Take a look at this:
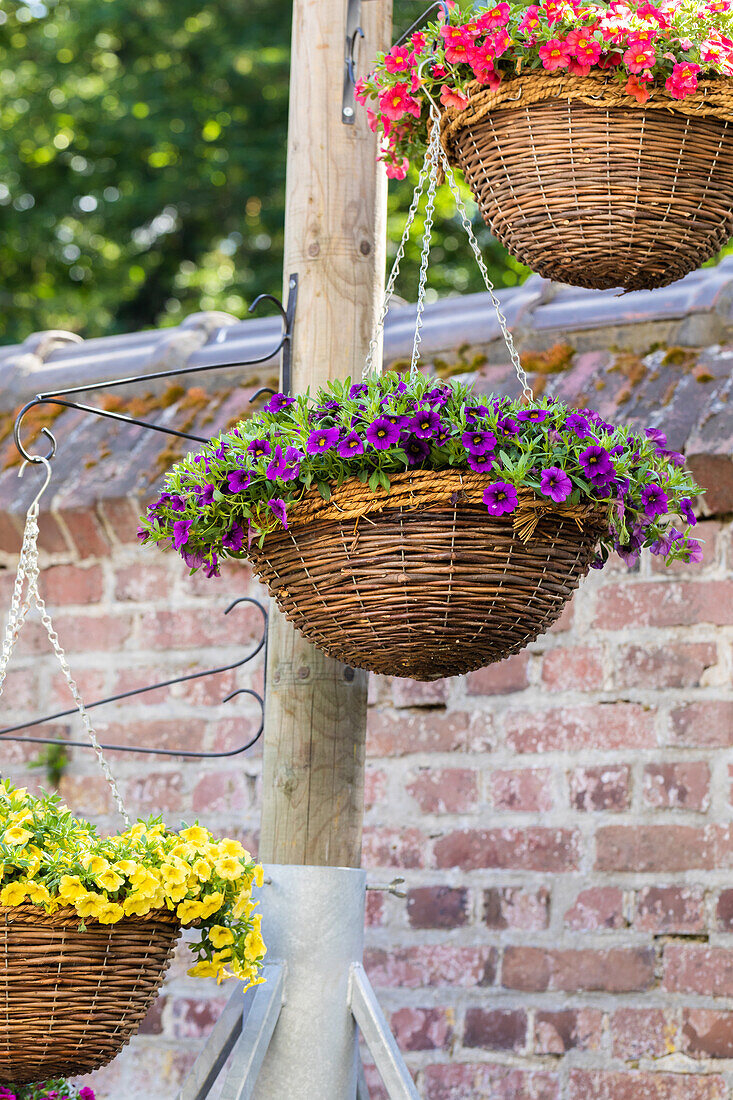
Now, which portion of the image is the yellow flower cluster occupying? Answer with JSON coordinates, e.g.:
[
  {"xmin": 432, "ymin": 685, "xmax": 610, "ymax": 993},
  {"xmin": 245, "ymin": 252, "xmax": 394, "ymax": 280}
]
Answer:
[{"xmin": 0, "ymin": 779, "xmax": 266, "ymax": 988}]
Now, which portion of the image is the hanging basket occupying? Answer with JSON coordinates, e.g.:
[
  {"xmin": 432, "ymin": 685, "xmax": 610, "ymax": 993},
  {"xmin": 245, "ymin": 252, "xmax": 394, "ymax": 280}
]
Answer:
[
  {"xmin": 248, "ymin": 469, "xmax": 607, "ymax": 681},
  {"xmin": 0, "ymin": 903, "xmax": 180, "ymax": 1083},
  {"xmin": 439, "ymin": 72, "xmax": 733, "ymax": 292}
]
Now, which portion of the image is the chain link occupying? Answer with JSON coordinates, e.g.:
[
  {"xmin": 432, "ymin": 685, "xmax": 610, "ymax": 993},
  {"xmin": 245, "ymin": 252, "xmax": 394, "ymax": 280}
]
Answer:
[
  {"xmin": 409, "ymin": 121, "xmax": 441, "ymax": 377},
  {"xmin": 0, "ymin": 499, "xmax": 131, "ymax": 827}
]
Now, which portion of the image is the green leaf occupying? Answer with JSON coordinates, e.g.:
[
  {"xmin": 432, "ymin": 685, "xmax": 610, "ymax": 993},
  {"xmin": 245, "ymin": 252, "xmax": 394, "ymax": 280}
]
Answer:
[{"xmin": 318, "ymin": 481, "xmax": 331, "ymax": 501}]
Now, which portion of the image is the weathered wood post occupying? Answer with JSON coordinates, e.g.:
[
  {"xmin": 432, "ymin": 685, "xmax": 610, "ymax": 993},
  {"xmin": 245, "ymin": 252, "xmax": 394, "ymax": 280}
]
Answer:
[{"xmin": 259, "ymin": 0, "xmax": 392, "ymax": 869}]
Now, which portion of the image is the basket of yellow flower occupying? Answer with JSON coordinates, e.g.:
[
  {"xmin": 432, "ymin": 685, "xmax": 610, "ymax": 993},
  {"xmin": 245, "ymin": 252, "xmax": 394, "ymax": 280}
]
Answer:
[{"xmin": 0, "ymin": 783, "xmax": 266, "ymax": 1084}]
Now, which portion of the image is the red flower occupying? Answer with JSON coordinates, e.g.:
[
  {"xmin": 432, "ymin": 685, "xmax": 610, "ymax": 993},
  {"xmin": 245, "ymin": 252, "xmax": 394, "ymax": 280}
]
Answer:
[
  {"xmin": 539, "ymin": 37, "xmax": 571, "ymax": 69},
  {"xmin": 384, "ymin": 48, "xmax": 412, "ymax": 73},
  {"xmin": 665, "ymin": 61, "xmax": 701, "ymax": 98},
  {"xmin": 518, "ymin": 4, "xmax": 542, "ymax": 34},
  {"xmin": 597, "ymin": 50, "xmax": 623, "ymax": 68},
  {"xmin": 378, "ymin": 83, "xmax": 422, "ymax": 121},
  {"xmin": 440, "ymin": 24, "xmax": 478, "ymax": 63},
  {"xmin": 625, "ymin": 73, "xmax": 652, "ymax": 102},
  {"xmin": 440, "ymin": 84, "xmax": 470, "ymax": 110},
  {"xmin": 476, "ymin": 3, "xmax": 511, "ymax": 31},
  {"xmin": 384, "ymin": 156, "xmax": 409, "ymax": 180},
  {"xmin": 543, "ymin": 0, "xmax": 568, "ymax": 27},
  {"xmin": 623, "ymin": 42, "xmax": 656, "ymax": 71},
  {"xmin": 565, "ymin": 26, "xmax": 602, "ymax": 63}
]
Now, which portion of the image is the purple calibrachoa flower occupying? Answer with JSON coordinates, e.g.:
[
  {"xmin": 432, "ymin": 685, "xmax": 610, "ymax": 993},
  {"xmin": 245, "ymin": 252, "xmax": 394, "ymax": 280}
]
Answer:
[
  {"xmin": 578, "ymin": 445, "xmax": 615, "ymax": 485},
  {"xmin": 679, "ymin": 497, "xmax": 697, "ymax": 526},
  {"xmin": 306, "ymin": 427, "xmax": 340, "ymax": 456},
  {"xmin": 281, "ymin": 446, "xmax": 303, "ymax": 480},
  {"xmin": 539, "ymin": 466, "xmax": 573, "ymax": 503},
  {"xmin": 497, "ymin": 416, "xmax": 519, "ymax": 437},
  {"xmin": 565, "ymin": 412, "xmax": 592, "ymax": 439},
  {"xmin": 169, "ymin": 494, "xmax": 186, "ymax": 512},
  {"xmin": 247, "ymin": 438, "xmax": 272, "ymax": 460},
  {"xmin": 640, "ymin": 483, "xmax": 669, "ymax": 518},
  {"xmin": 365, "ymin": 417, "xmax": 401, "ymax": 450},
  {"xmin": 462, "ymin": 429, "xmax": 497, "ymax": 455},
  {"xmin": 349, "ymin": 383, "xmax": 368, "ymax": 399},
  {"xmin": 203, "ymin": 553, "xmax": 220, "ymax": 579},
  {"xmin": 466, "ymin": 452, "xmax": 495, "ymax": 473},
  {"xmin": 196, "ymin": 484, "xmax": 216, "ymax": 507},
  {"xmin": 266, "ymin": 445, "xmax": 287, "ymax": 479},
  {"xmin": 517, "ymin": 408, "xmax": 548, "ymax": 424},
  {"xmin": 136, "ymin": 525, "xmax": 149, "ymax": 543},
  {"xmin": 173, "ymin": 519, "xmax": 193, "ymax": 549},
  {"xmin": 650, "ymin": 528, "xmax": 683, "ymax": 556},
  {"xmin": 402, "ymin": 436, "xmax": 431, "ymax": 465},
  {"xmin": 685, "ymin": 538, "xmax": 704, "ymax": 563},
  {"xmin": 222, "ymin": 523, "xmax": 246, "ymax": 552},
  {"xmin": 228, "ymin": 469, "xmax": 252, "ymax": 493},
  {"xmin": 483, "ymin": 481, "xmax": 518, "ymax": 517},
  {"xmin": 268, "ymin": 498, "xmax": 289, "ymax": 528},
  {"xmin": 338, "ymin": 431, "xmax": 365, "ymax": 458},
  {"xmin": 264, "ymin": 392, "xmax": 295, "ymax": 414},
  {"xmin": 646, "ymin": 427, "xmax": 667, "ymax": 447},
  {"xmin": 182, "ymin": 546, "xmax": 206, "ymax": 569},
  {"xmin": 409, "ymin": 408, "xmax": 441, "ymax": 438}
]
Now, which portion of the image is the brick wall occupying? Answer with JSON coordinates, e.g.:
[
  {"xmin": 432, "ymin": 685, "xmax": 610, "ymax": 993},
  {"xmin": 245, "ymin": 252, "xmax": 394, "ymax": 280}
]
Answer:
[{"xmin": 1, "ymin": 501, "xmax": 731, "ymax": 1099}]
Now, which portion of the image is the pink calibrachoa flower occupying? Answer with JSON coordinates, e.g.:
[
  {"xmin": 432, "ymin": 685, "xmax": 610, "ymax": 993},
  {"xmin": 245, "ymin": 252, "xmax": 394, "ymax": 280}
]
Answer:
[
  {"xmin": 488, "ymin": 28, "xmax": 513, "ymax": 57},
  {"xmin": 623, "ymin": 41, "xmax": 657, "ymax": 71},
  {"xmin": 378, "ymin": 83, "xmax": 421, "ymax": 122},
  {"xmin": 625, "ymin": 71, "xmax": 653, "ymax": 101},
  {"xmin": 565, "ymin": 26, "xmax": 602, "ymax": 63},
  {"xmin": 543, "ymin": 0, "xmax": 570, "ymax": 26},
  {"xmin": 539, "ymin": 37, "xmax": 571, "ymax": 68},
  {"xmin": 440, "ymin": 24, "xmax": 477, "ymax": 63},
  {"xmin": 597, "ymin": 49, "xmax": 623, "ymax": 67},
  {"xmin": 440, "ymin": 84, "xmax": 470, "ymax": 109},
  {"xmin": 476, "ymin": 3, "xmax": 511, "ymax": 30},
  {"xmin": 568, "ymin": 56, "xmax": 592, "ymax": 74},
  {"xmin": 384, "ymin": 156, "xmax": 409, "ymax": 179},
  {"xmin": 637, "ymin": 1, "xmax": 669, "ymax": 26},
  {"xmin": 666, "ymin": 61, "xmax": 702, "ymax": 97},
  {"xmin": 518, "ymin": 4, "xmax": 542, "ymax": 34}
]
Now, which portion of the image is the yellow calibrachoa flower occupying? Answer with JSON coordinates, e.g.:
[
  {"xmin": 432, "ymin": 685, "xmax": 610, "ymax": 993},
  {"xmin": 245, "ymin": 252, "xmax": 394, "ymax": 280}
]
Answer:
[
  {"xmin": 0, "ymin": 779, "xmax": 266, "ymax": 990},
  {"xmin": 3, "ymin": 826, "xmax": 32, "ymax": 846}
]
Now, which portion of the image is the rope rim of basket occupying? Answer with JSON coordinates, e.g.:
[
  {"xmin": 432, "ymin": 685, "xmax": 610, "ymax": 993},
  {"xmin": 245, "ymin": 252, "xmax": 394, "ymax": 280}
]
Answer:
[
  {"xmin": 0, "ymin": 903, "xmax": 180, "ymax": 927},
  {"xmin": 272, "ymin": 468, "xmax": 609, "ymax": 543},
  {"xmin": 438, "ymin": 72, "xmax": 733, "ymax": 159}
]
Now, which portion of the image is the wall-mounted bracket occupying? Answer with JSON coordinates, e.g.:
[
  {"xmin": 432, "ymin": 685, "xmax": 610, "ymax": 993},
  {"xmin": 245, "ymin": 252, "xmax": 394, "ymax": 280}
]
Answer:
[{"xmin": 342, "ymin": 0, "xmax": 364, "ymax": 124}]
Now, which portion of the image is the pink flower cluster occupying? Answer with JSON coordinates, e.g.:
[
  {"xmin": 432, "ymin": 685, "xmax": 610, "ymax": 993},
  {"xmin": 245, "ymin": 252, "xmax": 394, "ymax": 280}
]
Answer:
[{"xmin": 360, "ymin": 0, "xmax": 733, "ymax": 172}]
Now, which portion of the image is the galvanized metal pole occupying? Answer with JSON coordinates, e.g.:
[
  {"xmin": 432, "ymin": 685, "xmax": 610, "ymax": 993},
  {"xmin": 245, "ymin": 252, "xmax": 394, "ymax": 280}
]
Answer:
[{"xmin": 259, "ymin": 0, "xmax": 392, "ymax": 868}]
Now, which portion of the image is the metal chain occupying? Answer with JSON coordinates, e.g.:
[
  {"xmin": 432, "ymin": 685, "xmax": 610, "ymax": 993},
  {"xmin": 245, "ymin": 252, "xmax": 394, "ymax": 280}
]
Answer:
[
  {"xmin": 430, "ymin": 105, "xmax": 534, "ymax": 400},
  {"xmin": 409, "ymin": 121, "xmax": 441, "ymax": 377},
  {"xmin": 0, "ymin": 500, "xmax": 131, "ymax": 827},
  {"xmin": 362, "ymin": 156, "xmax": 432, "ymax": 380}
]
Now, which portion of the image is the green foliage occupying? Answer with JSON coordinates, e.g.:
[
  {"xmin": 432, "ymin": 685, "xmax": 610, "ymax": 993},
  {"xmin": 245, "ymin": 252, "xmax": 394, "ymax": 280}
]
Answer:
[
  {"xmin": 0, "ymin": 0, "xmax": 521, "ymax": 346},
  {"xmin": 28, "ymin": 743, "xmax": 70, "ymax": 787}
]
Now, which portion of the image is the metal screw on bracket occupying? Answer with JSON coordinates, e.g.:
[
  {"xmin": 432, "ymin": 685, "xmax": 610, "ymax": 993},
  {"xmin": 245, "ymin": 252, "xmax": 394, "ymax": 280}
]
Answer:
[{"xmin": 366, "ymin": 876, "xmax": 407, "ymax": 899}]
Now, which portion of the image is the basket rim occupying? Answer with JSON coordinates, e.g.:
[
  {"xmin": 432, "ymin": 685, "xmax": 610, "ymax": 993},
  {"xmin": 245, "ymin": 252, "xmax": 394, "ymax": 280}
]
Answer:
[
  {"xmin": 0, "ymin": 902, "xmax": 180, "ymax": 928},
  {"xmin": 439, "ymin": 71, "xmax": 733, "ymax": 158},
  {"xmin": 265, "ymin": 467, "xmax": 609, "ymax": 536}
]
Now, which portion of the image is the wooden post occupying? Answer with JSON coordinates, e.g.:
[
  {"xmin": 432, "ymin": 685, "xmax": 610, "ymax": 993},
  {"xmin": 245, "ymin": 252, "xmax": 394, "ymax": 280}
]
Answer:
[{"xmin": 259, "ymin": 0, "xmax": 392, "ymax": 868}]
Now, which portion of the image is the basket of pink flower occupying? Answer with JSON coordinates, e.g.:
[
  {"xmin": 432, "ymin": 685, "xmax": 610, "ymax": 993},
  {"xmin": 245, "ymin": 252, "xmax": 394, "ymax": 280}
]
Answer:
[
  {"xmin": 359, "ymin": 0, "xmax": 733, "ymax": 291},
  {"xmin": 140, "ymin": 374, "xmax": 704, "ymax": 681}
]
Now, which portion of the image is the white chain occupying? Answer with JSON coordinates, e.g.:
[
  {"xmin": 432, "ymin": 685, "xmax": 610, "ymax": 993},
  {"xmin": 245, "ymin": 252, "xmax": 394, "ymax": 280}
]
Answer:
[
  {"xmin": 362, "ymin": 156, "xmax": 432, "ymax": 379},
  {"xmin": 409, "ymin": 120, "xmax": 441, "ymax": 377},
  {"xmin": 0, "ymin": 496, "xmax": 131, "ymax": 827}
]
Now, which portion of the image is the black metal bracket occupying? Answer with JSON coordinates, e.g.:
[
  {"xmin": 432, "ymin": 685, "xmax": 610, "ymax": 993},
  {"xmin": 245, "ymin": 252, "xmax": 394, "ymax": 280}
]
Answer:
[
  {"xmin": 343, "ymin": 0, "xmax": 365, "ymax": 124},
  {"xmin": 0, "ymin": 598, "xmax": 268, "ymax": 759},
  {"xmin": 249, "ymin": 273, "xmax": 297, "ymax": 403},
  {"xmin": 393, "ymin": 1, "xmax": 451, "ymax": 50},
  {"xmin": 13, "ymin": 275, "xmax": 298, "ymax": 465}
]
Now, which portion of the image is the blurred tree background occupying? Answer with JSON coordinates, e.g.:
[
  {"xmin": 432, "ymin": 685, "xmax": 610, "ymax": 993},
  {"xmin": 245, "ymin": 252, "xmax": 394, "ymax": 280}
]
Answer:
[{"xmin": 0, "ymin": 0, "xmax": 526, "ymax": 345}]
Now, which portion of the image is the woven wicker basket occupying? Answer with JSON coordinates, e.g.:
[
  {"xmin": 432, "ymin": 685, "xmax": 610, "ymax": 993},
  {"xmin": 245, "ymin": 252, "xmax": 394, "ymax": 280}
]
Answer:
[
  {"xmin": 439, "ymin": 72, "xmax": 733, "ymax": 291},
  {"xmin": 0, "ymin": 903, "xmax": 180, "ymax": 1083},
  {"xmin": 248, "ymin": 470, "xmax": 607, "ymax": 681}
]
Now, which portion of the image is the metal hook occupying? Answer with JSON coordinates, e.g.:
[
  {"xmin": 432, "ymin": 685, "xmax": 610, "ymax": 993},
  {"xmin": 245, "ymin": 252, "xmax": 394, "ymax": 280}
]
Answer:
[
  {"xmin": 14, "ymin": 402, "xmax": 59, "ymax": 465},
  {"xmin": 18, "ymin": 454, "xmax": 53, "ymax": 513},
  {"xmin": 249, "ymin": 273, "xmax": 298, "ymax": 404},
  {"xmin": 393, "ymin": 1, "xmax": 451, "ymax": 50}
]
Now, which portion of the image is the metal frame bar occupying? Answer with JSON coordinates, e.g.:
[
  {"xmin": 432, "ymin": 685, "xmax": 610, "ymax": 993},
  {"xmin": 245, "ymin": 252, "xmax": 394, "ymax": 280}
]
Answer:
[
  {"xmin": 349, "ymin": 963, "xmax": 420, "ymax": 1100},
  {"xmin": 393, "ymin": 1, "xmax": 451, "ymax": 49}
]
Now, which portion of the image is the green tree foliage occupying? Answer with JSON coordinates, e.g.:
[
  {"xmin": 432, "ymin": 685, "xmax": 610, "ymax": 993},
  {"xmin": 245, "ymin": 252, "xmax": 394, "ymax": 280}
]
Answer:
[{"xmin": 0, "ymin": 0, "xmax": 522, "ymax": 345}]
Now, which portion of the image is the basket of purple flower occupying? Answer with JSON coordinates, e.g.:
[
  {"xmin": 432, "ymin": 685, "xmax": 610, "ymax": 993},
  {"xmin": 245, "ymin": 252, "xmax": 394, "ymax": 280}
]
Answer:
[
  {"xmin": 0, "ymin": 1083, "xmax": 95, "ymax": 1100},
  {"xmin": 139, "ymin": 373, "xmax": 703, "ymax": 681}
]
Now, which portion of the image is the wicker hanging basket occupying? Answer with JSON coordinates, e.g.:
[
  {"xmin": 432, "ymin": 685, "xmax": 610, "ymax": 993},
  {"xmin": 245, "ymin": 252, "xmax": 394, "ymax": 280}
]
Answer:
[
  {"xmin": 438, "ymin": 72, "xmax": 733, "ymax": 292},
  {"xmin": 248, "ymin": 469, "xmax": 607, "ymax": 681},
  {"xmin": 0, "ymin": 903, "xmax": 180, "ymax": 1084}
]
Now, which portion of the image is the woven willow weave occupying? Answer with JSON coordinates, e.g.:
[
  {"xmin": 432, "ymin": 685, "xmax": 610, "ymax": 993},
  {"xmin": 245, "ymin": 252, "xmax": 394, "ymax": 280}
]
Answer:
[
  {"xmin": 0, "ymin": 904, "xmax": 180, "ymax": 1083},
  {"xmin": 439, "ymin": 73, "xmax": 733, "ymax": 291},
  {"xmin": 248, "ymin": 470, "xmax": 607, "ymax": 681}
]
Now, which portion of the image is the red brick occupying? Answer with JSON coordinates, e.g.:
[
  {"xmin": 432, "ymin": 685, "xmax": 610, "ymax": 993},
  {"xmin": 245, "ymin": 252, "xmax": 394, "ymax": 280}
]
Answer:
[
  {"xmin": 465, "ymin": 653, "xmax": 530, "ymax": 696},
  {"xmin": 192, "ymin": 771, "xmax": 248, "ymax": 814},
  {"xmin": 568, "ymin": 1070, "xmax": 725, "ymax": 1100},
  {"xmin": 407, "ymin": 886, "xmax": 468, "ymax": 930},
  {"xmin": 670, "ymin": 702, "xmax": 733, "ymax": 747},
  {"xmin": 490, "ymin": 768, "xmax": 552, "ymax": 812},
  {"xmin": 99, "ymin": 497, "xmax": 145, "ymax": 545},
  {"xmin": 137, "ymin": 607, "xmax": 262, "ymax": 650},
  {"xmin": 502, "ymin": 946, "xmax": 654, "ymax": 993},
  {"xmin": 391, "ymin": 678, "xmax": 448, "ymax": 707},
  {"xmin": 596, "ymin": 825, "xmax": 711, "ymax": 872},
  {"xmin": 611, "ymin": 1008, "xmax": 675, "ymax": 1060},
  {"xmin": 364, "ymin": 945, "xmax": 497, "ymax": 989},
  {"xmin": 616, "ymin": 643, "xmax": 718, "ymax": 689},
  {"xmin": 505, "ymin": 703, "xmax": 655, "ymax": 753},
  {"xmin": 636, "ymin": 885, "xmax": 706, "ymax": 933},
  {"xmin": 716, "ymin": 889, "xmax": 733, "ymax": 930},
  {"xmin": 422, "ymin": 1064, "xmax": 559, "ymax": 1100},
  {"xmin": 541, "ymin": 646, "xmax": 605, "ymax": 692},
  {"xmin": 643, "ymin": 762, "xmax": 710, "ymax": 811},
  {"xmin": 594, "ymin": 580, "xmax": 733, "ymax": 629},
  {"xmin": 366, "ymin": 710, "xmax": 474, "ymax": 756},
  {"xmin": 364, "ymin": 767, "xmax": 387, "ymax": 811},
  {"xmin": 564, "ymin": 887, "xmax": 626, "ymax": 931},
  {"xmin": 362, "ymin": 827, "xmax": 426, "ymax": 869},
  {"xmin": 92, "ymin": 718, "xmax": 208, "ymax": 754},
  {"xmin": 484, "ymin": 886, "xmax": 550, "ymax": 931},
  {"xmin": 365, "ymin": 891, "xmax": 383, "ymax": 928},
  {"xmin": 125, "ymin": 770, "xmax": 184, "ymax": 813},
  {"xmin": 49, "ymin": 667, "xmax": 106, "ymax": 707},
  {"xmin": 534, "ymin": 1009, "xmax": 603, "ymax": 1054},
  {"xmin": 663, "ymin": 944, "xmax": 733, "ymax": 996},
  {"xmin": 569, "ymin": 765, "xmax": 631, "ymax": 812},
  {"xmin": 0, "ymin": 667, "xmax": 39, "ymax": 710},
  {"xmin": 406, "ymin": 767, "xmax": 479, "ymax": 814},
  {"xmin": 464, "ymin": 1008, "xmax": 527, "ymax": 1052},
  {"xmin": 0, "ymin": 510, "xmax": 24, "ymax": 554},
  {"xmin": 43, "ymin": 564, "xmax": 104, "ymax": 606},
  {"xmin": 390, "ymin": 1007, "xmax": 453, "ymax": 1052},
  {"xmin": 36, "ymin": 511, "xmax": 73, "ymax": 555},
  {"xmin": 171, "ymin": 996, "xmax": 228, "ymax": 1039},
  {"xmin": 682, "ymin": 1009, "xmax": 733, "ymax": 1059},
  {"xmin": 52, "ymin": 613, "xmax": 134, "ymax": 653},
  {"xmin": 58, "ymin": 775, "xmax": 118, "ymax": 817},
  {"xmin": 434, "ymin": 827, "xmax": 579, "ymax": 872},
  {"xmin": 59, "ymin": 507, "xmax": 110, "ymax": 559},
  {"xmin": 114, "ymin": 563, "xmax": 173, "ymax": 602},
  {"xmin": 138, "ymin": 995, "xmax": 167, "ymax": 1036}
]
